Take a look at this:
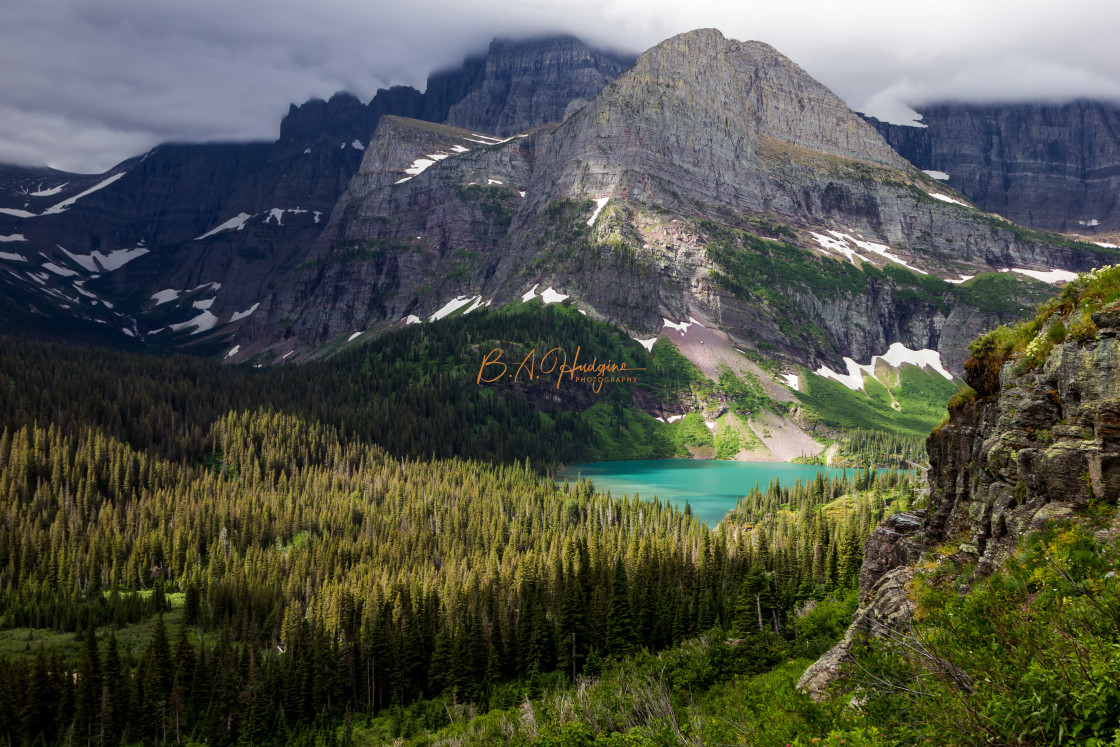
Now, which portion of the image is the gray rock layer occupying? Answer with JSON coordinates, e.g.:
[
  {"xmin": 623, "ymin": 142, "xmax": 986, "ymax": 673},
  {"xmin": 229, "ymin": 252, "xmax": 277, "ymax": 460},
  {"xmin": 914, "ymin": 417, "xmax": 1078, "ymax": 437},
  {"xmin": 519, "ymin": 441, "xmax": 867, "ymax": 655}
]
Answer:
[{"xmin": 866, "ymin": 102, "xmax": 1120, "ymax": 233}]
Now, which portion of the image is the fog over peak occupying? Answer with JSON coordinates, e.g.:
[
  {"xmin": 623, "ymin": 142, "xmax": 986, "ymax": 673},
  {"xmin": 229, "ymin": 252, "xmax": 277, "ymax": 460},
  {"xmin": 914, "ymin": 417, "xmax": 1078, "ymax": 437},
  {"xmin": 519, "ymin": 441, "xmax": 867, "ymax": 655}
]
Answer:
[{"xmin": 3, "ymin": 0, "xmax": 1118, "ymax": 173}]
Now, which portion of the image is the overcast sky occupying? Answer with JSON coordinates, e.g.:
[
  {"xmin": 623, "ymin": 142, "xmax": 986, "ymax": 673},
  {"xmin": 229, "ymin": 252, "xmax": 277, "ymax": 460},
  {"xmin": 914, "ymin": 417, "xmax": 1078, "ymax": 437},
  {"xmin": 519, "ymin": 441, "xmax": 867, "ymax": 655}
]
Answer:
[{"xmin": 3, "ymin": 0, "xmax": 1118, "ymax": 173}]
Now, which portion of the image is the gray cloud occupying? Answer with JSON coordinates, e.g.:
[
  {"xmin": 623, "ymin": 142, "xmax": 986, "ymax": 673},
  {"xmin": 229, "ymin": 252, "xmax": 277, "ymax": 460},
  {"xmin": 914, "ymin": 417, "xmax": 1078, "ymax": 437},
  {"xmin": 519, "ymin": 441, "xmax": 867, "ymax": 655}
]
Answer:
[{"xmin": 2, "ymin": 0, "xmax": 1118, "ymax": 173}]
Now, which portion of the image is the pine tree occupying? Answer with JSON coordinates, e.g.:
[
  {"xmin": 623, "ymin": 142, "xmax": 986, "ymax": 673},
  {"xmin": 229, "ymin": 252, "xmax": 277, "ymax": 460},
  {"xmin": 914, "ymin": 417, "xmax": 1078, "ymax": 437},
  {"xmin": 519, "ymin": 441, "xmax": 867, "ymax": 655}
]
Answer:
[
  {"xmin": 73, "ymin": 626, "xmax": 103, "ymax": 747},
  {"xmin": 605, "ymin": 559, "xmax": 635, "ymax": 656}
]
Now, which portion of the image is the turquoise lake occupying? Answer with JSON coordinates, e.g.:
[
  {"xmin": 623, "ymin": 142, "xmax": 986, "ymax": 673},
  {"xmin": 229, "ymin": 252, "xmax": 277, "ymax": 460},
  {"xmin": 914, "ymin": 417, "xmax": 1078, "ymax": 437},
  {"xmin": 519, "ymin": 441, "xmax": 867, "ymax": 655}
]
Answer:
[{"xmin": 555, "ymin": 460, "xmax": 863, "ymax": 526}]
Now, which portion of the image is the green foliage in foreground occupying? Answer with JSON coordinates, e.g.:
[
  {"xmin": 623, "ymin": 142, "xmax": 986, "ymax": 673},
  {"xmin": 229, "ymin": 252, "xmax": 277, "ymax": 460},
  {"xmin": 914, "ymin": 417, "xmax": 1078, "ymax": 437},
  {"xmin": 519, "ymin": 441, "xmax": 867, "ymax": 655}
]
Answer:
[
  {"xmin": 386, "ymin": 518, "xmax": 1120, "ymax": 747},
  {"xmin": 845, "ymin": 520, "xmax": 1120, "ymax": 746}
]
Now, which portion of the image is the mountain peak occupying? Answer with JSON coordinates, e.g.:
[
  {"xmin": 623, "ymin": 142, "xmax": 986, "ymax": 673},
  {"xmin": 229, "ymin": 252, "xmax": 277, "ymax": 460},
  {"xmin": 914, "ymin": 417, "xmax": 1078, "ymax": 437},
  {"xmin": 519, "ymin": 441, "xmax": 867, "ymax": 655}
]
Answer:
[
  {"xmin": 624, "ymin": 28, "xmax": 908, "ymax": 170},
  {"xmin": 441, "ymin": 34, "xmax": 636, "ymax": 136}
]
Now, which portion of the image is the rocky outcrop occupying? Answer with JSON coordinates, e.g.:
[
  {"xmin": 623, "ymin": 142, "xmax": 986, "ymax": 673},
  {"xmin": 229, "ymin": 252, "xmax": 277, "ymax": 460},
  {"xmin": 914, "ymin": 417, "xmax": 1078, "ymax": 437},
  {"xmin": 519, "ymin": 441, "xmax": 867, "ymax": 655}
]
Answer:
[
  {"xmin": 927, "ymin": 305, "xmax": 1120, "ymax": 574},
  {"xmin": 798, "ymin": 282, "xmax": 1120, "ymax": 699},
  {"xmin": 444, "ymin": 37, "xmax": 635, "ymax": 136},
  {"xmin": 267, "ymin": 117, "xmax": 541, "ymax": 340},
  {"xmin": 865, "ymin": 102, "xmax": 1120, "ymax": 233},
  {"xmin": 797, "ymin": 513, "xmax": 923, "ymax": 701}
]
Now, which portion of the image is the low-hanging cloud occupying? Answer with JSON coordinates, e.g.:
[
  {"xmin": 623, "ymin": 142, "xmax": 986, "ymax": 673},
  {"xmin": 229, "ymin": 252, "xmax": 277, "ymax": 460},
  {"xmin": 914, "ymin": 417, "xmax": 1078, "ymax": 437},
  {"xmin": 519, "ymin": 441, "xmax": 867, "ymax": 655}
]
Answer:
[{"xmin": 2, "ymin": 0, "xmax": 1118, "ymax": 173}]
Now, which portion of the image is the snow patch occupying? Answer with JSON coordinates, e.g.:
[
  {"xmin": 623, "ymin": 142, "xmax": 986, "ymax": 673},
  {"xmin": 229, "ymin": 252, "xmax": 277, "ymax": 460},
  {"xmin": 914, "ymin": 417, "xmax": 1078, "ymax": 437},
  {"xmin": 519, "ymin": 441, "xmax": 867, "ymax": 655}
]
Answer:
[
  {"xmin": 662, "ymin": 318, "xmax": 694, "ymax": 335},
  {"xmin": 0, "ymin": 234, "xmax": 27, "ymax": 242},
  {"xmin": 195, "ymin": 212, "xmax": 253, "ymax": 240},
  {"xmin": 170, "ymin": 311, "xmax": 218, "ymax": 334},
  {"xmin": 73, "ymin": 283, "xmax": 98, "ymax": 300},
  {"xmin": 29, "ymin": 183, "xmax": 68, "ymax": 197},
  {"xmin": 150, "ymin": 289, "xmax": 180, "ymax": 305},
  {"xmin": 42, "ymin": 172, "xmax": 126, "ymax": 215},
  {"xmin": 835, "ymin": 230, "xmax": 928, "ymax": 274},
  {"xmin": 60, "ymin": 247, "xmax": 148, "ymax": 272},
  {"xmin": 1094, "ymin": 242, "xmax": 1119, "ymax": 249},
  {"xmin": 347, "ymin": 332, "xmax": 363, "ymax": 342},
  {"xmin": 704, "ymin": 420, "xmax": 717, "ymax": 431},
  {"xmin": 1078, "ymin": 219, "xmax": 1100, "ymax": 227},
  {"xmin": 304, "ymin": 148, "xmax": 312, "ymax": 154},
  {"xmin": 0, "ymin": 251, "xmax": 26, "ymax": 262},
  {"xmin": 540, "ymin": 287, "xmax": 568, "ymax": 304},
  {"xmin": 351, "ymin": 140, "xmax": 365, "ymax": 151},
  {"xmin": 578, "ymin": 309, "xmax": 587, "ymax": 315},
  {"xmin": 42, "ymin": 262, "xmax": 77, "ymax": 277},
  {"xmin": 923, "ymin": 170, "xmax": 950, "ymax": 180},
  {"xmin": 521, "ymin": 283, "xmax": 539, "ymax": 302},
  {"xmin": 666, "ymin": 415, "xmax": 684, "ymax": 423},
  {"xmin": 519, "ymin": 191, "xmax": 526, "ymax": 198},
  {"xmin": 429, "ymin": 295, "xmax": 478, "ymax": 321},
  {"xmin": 815, "ymin": 342, "xmax": 953, "ymax": 391},
  {"xmin": 586, "ymin": 197, "xmax": 609, "ymax": 227},
  {"xmin": 192, "ymin": 298, "xmax": 215, "ymax": 310},
  {"xmin": 226, "ymin": 345, "xmax": 241, "ymax": 359},
  {"xmin": 811, "ymin": 232, "xmax": 868, "ymax": 265},
  {"xmin": 462, "ymin": 297, "xmax": 488, "ymax": 315},
  {"xmin": 945, "ymin": 274, "xmax": 975, "ymax": 285},
  {"xmin": 121, "ymin": 328, "xmax": 135, "ymax": 338},
  {"xmin": 0, "ymin": 208, "xmax": 36, "ymax": 218},
  {"xmin": 404, "ymin": 157, "xmax": 436, "ymax": 176},
  {"xmin": 1001, "ymin": 267, "xmax": 1078, "ymax": 284},
  {"xmin": 263, "ymin": 207, "xmax": 308, "ymax": 226},
  {"xmin": 231, "ymin": 303, "xmax": 260, "ymax": 322},
  {"xmin": 926, "ymin": 191, "xmax": 969, "ymax": 207},
  {"xmin": 878, "ymin": 343, "xmax": 953, "ymax": 380},
  {"xmin": 313, "ymin": 211, "xmax": 322, "ymax": 224},
  {"xmin": 449, "ymin": 145, "xmax": 469, "ymax": 153},
  {"xmin": 780, "ymin": 373, "xmax": 800, "ymax": 391},
  {"xmin": 487, "ymin": 179, "xmax": 503, "ymax": 185},
  {"xmin": 633, "ymin": 337, "xmax": 657, "ymax": 352},
  {"xmin": 403, "ymin": 315, "xmax": 421, "ymax": 325}
]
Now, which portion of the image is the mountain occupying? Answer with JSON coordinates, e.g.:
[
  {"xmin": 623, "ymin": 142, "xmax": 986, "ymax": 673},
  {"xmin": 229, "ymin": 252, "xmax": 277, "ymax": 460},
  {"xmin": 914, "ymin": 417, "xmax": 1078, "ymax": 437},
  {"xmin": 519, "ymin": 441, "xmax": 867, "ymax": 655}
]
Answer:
[
  {"xmin": 864, "ymin": 101, "xmax": 1120, "ymax": 235},
  {"xmin": 2, "ymin": 28, "xmax": 1117, "ymax": 430},
  {"xmin": 0, "ymin": 36, "xmax": 633, "ymax": 347},
  {"xmin": 258, "ymin": 29, "xmax": 1113, "ymax": 379}
]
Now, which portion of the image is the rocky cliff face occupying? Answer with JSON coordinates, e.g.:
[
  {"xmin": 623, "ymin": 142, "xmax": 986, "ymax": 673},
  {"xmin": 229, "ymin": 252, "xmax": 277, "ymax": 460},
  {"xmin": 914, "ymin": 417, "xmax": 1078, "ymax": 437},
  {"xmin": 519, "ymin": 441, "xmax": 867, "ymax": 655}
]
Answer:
[
  {"xmin": 0, "ymin": 36, "xmax": 631, "ymax": 346},
  {"xmin": 865, "ymin": 102, "xmax": 1120, "ymax": 234},
  {"xmin": 255, "ymin": 29, "xmax": 1115, "ymax": 376},
  {"xmin": 444, "ymin": 37, "xmax": 635, "ymax": 136},
  {"xmin": 798, "ymin": 269, "xmax": 1120, "ymax": 699}
]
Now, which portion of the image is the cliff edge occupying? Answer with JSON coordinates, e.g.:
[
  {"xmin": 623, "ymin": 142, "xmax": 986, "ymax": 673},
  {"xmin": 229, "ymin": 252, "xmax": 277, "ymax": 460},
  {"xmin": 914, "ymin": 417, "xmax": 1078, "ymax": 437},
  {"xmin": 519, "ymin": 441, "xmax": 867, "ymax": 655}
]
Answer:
[{"xmin": 798, "ymin": 264, "xmax": 1120, "ymax": 699}]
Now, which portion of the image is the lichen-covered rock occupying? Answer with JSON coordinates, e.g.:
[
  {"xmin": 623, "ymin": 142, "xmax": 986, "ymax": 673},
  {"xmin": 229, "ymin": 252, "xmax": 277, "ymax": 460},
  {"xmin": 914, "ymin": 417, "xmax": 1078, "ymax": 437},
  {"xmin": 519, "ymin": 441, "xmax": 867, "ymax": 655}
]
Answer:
[{"xmin": 928, "ymin": 333, "xmax": 1120, "ymax": 575}]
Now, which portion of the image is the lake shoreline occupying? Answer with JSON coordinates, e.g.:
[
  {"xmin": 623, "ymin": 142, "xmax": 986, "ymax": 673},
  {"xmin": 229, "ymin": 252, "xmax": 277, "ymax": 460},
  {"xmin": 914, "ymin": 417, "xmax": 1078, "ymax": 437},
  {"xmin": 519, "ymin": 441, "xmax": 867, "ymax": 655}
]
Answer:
[{"xmin": 556, "ymin": 459, "xmax": 868, "ymax": 526}]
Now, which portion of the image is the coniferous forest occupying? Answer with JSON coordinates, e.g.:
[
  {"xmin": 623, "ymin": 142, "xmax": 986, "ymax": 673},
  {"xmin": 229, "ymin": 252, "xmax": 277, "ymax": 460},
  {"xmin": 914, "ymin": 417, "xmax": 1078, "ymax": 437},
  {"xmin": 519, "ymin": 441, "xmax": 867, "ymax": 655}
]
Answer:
[{"xmin": 0, "ymin": 306, "xmax": 921, "ymax": 745}]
